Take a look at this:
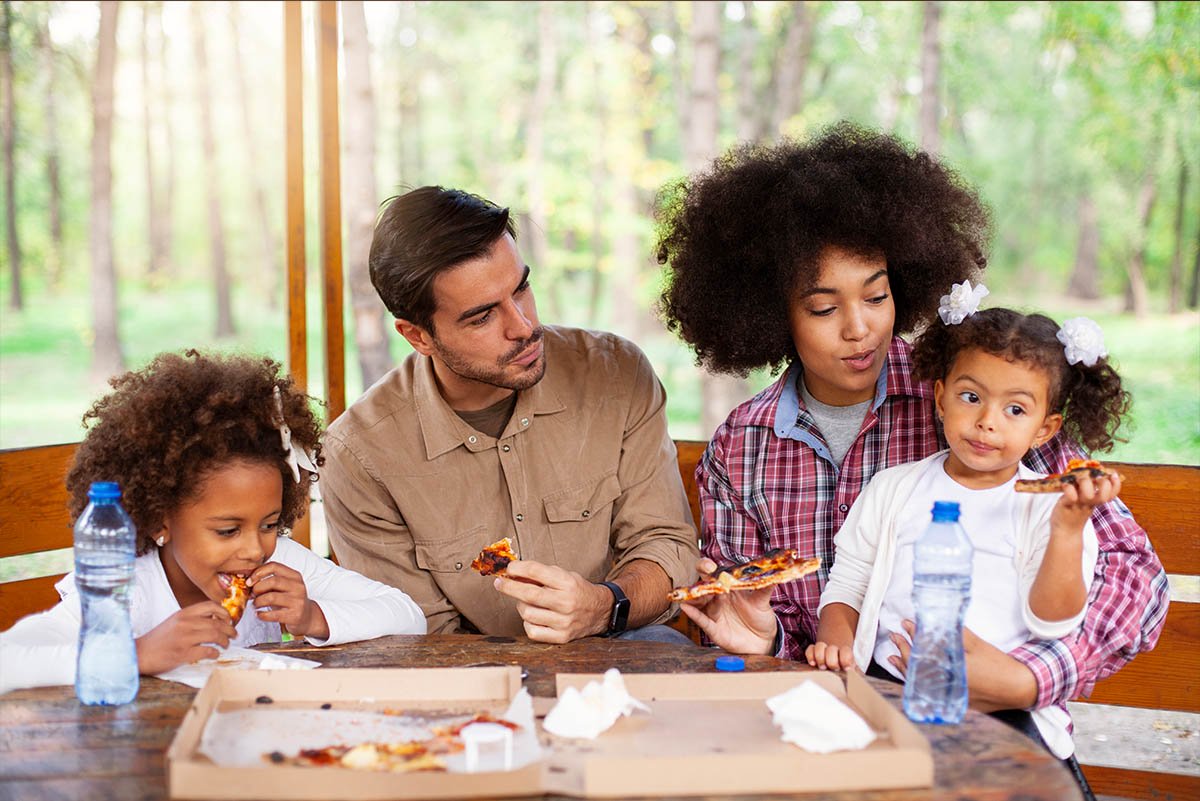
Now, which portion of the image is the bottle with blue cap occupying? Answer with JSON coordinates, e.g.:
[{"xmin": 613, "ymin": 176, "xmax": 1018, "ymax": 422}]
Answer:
[
  {"xmin": 74, "ymin": 481, "xmax": 139, "ymax": 705},
  {"xmin": 902, "ymin": 500, "xmax": 973, "ymax": 724}
]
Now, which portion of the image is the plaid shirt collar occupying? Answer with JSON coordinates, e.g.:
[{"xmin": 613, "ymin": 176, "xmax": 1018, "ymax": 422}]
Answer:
[{"xmin": 733, "ymin": 337, "xmax": 934, "ymax": 440}]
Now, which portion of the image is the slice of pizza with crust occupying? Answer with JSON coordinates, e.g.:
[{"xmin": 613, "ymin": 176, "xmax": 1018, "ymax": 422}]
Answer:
[
  {"xmin": 220, "ymin": 574, "xmax": 249, "ymax": 624},
  {"xmin": 470, "ymin": 537, "xmax": 518, "ymax": 576},
  {"xmin": 668, "ymin": 549, "xmax": 821, "ymax": 603},
  {"xmin": 1015, "ymin": 458, "xmax": 1124, "ymax": 494}
]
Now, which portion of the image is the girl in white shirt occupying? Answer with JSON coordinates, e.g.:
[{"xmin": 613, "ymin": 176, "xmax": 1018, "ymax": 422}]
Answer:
[
  {"xmin": 808, "ymin": 287, "xmax": 1129, "ymax": 766},
  {"xmin": 1, "ymin": 351, "xmax": 426, "ymax": 692}
]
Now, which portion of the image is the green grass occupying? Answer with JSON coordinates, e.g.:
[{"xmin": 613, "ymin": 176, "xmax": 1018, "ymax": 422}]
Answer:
[{"xmin": 1, "ymin": 284, "xmax": 1197, "ymax": 464}]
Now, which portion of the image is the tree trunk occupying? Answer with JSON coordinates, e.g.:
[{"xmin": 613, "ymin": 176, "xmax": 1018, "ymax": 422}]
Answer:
[
  {"xmin": 396, "ymin": 1, "xmax": 422, "ymax": 183},
  {"xmin": 585, "ymin": 0, "xmax": 607, "ymax": 327},
  {"xmin": 1067, "ymin": 193, "xmax": 1101, "ymax": 300},
  {"xmin": 191, "ymin": 3, "xmax": 235, "ymax": 337},
  {"xmin": 522, "ymin": 2, "xmax": 559, "ymax": 320},
  {"xmin": 342, "ymin": 0, "xmax": 392, "ymax": 389},
  {"xmin": 2, "ymin": 0, "xmax": 20, "ymax": 310},
  {"xmin": 919, "ymin": 1, "xmax": 941, "ymax": 155},
  {"xmin": 90, "ymin": 1, "xmax": 124, "ymax": 378},
  {"xmin": 141, "ymin": 2, "xmax": 163, "ymax": 286},
  {"xmin": 1188, "ymin": 221, "xmax": 1199, "ymax": 310},
  {"xmin": 770, "ymin": 1, "xmax": 814, "ymax": 136},
  {"xmin": 158, "ymin": 1, "xmax": 175, "ymax": 277},
  {"xmin": 229, "ymin": 1, "xmax": 281, "ymax": 309},
  {"xmin": 38, "ymin": 10, "xmax": 63, "ymax": 290},
  {"xmin": 1168, "ymin": 156, "xmax": 1188, "ymax": 313},
  {"xmin": 1123, "ymin": 177, "xmax": 1155, "ymax": 318}
]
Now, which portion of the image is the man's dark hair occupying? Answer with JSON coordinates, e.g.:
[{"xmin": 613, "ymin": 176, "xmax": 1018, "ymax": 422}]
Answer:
[{"xmin": 369, "ymin": 186, "xmax": 517, "ymax": 330}]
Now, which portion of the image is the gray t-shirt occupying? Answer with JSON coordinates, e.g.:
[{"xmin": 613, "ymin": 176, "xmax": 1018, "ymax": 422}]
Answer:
[{"xmin": 799, "ymin": 377, "xmax": 872, "ymax": 467}]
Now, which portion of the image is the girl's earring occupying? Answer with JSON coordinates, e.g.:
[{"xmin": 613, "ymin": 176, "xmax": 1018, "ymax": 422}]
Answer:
[{"xmin": 155, "ymin": 535, "xmax": 166, "ymax": 548}]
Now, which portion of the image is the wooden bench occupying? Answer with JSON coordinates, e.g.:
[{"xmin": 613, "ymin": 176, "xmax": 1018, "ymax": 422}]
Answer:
[
  {"xmin": 2, "ymin": 440, "xmax": 1196, "ymax": 799},
  {"xmin": 672, "ymin": 439, "xmax": 1199, "ymax": 801}
]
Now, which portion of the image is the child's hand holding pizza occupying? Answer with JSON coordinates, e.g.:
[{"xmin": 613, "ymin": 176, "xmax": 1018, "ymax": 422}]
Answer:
[
  {"xmin": 134, "ymin": 602, "xmax": 237, "ymax": 675},
  {"xmin": 247, "ymin": 562, "xmax": 329, "ymax": 640}
]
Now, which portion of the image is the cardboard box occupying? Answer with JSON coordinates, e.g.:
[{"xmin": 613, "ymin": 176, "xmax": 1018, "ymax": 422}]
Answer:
[
  {"xmin": 167, "ymin": 667, "xmax": 931, "ymax": 799},
  {"xmin": 543, "ymin": 670, "xmax": 932, "ymax": 797}
]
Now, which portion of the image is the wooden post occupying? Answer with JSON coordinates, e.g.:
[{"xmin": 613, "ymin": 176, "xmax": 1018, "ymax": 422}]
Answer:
[
  {"xmin": 284, "ymin": 1, "xmax": 306, "ymax": 392},
  {"xmin": 316, "ymin": 1, "xmax": 345, "ymax": 422}
]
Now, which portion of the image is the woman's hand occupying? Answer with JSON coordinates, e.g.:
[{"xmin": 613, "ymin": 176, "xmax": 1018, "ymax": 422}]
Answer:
[
  {"xmin": 135, "ymin": 602, "xmax": 236, "ymax": 675},
  {"xmin": 248, "ymin": 562, "xmax": 329, "ymax": 641},
  {"xmin": 677, "ymin": 558, "xmax": 777, "ymax": 655}
]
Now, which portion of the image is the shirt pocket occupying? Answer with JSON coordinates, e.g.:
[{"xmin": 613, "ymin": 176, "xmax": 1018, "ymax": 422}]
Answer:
[
  {"xmin": 543, "ymin": 473, "xmax": 621, "ymax": 524},
  {"xmin": 413, "ymin": 525, "xmax": 490, "ymax": 574}
]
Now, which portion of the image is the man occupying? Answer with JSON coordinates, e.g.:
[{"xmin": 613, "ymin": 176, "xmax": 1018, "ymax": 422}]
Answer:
[{"xmin": 320, "ymin": 186, "xmax": 699, "ymax": 643}]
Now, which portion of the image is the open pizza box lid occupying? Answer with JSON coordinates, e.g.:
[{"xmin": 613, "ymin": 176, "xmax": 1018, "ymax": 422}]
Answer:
[
  {"xmin": 542, "ymin": 670, "xmax": 932, "ymax": 797},
  {"xmin": 167, "ymin": 666, "xmax": 931, "ymax": 799}
]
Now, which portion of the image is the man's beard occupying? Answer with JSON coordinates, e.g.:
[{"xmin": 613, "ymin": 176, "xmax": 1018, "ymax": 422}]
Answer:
[{"xmin": 432, "ymin": 326, "xmax": 547, "ymax": 392}]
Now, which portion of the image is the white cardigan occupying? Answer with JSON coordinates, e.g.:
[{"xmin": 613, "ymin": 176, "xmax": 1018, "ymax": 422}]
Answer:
[
  {"xmin": 819, "ymin": 450, "xmax": 1098, "ymax": 758},
  {"xmin": 0, "ymin": 537, "xmax": 426, "ymax": 693}
]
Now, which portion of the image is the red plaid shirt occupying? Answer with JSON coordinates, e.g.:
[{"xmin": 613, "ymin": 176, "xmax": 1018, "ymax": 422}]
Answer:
[{"xmin": 698, "ymin": 337, "xmax": 1169, "ymax": 708}]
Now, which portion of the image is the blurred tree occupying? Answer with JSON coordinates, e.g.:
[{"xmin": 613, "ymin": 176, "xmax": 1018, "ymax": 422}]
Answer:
[
  {"xmin": 191, "ymin": 2, "xmax": 234, "ymax": 337},
  {"xmin": 342, "ymin": 0, "xmax": 391, "ymax": 388},
  {"xmin": 771, "ymin": 0, "xmax": 814, "ymax": 138},
  {"xmin": 1168, "ymin": 148, "xmax": 1188, "ymax": 313},
  {"xmin": 521, "ymin": 1, "xmax": 559, "ymax": 319},
  {"xmin": 90, "ymin": 0, "xmax": 123, "ymax": 378},
  {"xmin": 1068, "ymin": 193, "xmax": 1101, "ymax": 300},
  {"xmin": 140, "ymin": 2, "xmax": 164, "ymax": 285},
  {"xmin": 36, "ymin": 5, "xmax": 62, "ymax": 289},
  {"xmin": 157, "ymin": 0, "xmax": 175, "ymax": 280},
  {"xmin": 919, "ymin": 0, "xmax": 941, "ymax": 154},
  {"xmin": 2, "ymin": 0, "xmax": 20, "ymax": 310}
]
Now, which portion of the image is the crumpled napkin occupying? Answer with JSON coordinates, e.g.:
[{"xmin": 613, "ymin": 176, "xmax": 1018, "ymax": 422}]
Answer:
[
  {"xmin": 156, "ymin": 645, "xmax": 320, "ymax": 688},
  {"xmin": 542, "ymin": 668, "xmax": 649, "ymax": 739},
  {"xmin": 765, "ymin": 680, "xmax": 876, "ymax": 753}
]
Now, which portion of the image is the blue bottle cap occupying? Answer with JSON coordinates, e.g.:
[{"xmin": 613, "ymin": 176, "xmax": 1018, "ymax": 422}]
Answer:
[
  {"xmin": 88, "ymin": 481, "xmax": 121, "ymax": 500},
  {"xmin": 715, "ymin": 655, "xmax": 745, "ymax": 672},
  {"xmin": 930, "ymin": 500, "xmax": 960, "ymax": 522}
]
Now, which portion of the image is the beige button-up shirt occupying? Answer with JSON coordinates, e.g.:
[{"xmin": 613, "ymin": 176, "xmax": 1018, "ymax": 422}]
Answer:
[{"xmin": 320, "ymin": 326, "xmax": 699, "ymax": 636}]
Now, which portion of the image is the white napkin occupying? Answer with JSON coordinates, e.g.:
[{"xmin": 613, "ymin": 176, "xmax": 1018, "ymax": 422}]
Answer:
[
  {"xmin": 765, "ymin": 680, "xmax": 876, "ymax": 753},
  {"xmin": 156, "ymin": 645, "xmax": 320, "ymax": 688},
  {"xmin": 542, "ymin": 668, "xmax": 649, "ymax": 739}
]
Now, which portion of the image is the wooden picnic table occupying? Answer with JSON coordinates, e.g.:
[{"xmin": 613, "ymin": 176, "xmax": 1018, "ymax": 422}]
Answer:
[{"xmin": 0, "ymin": 633, "xmax": 1081, "ymax": 800}]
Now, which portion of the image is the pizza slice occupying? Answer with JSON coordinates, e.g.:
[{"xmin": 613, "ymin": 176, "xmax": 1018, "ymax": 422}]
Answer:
[
  {"xmin": 667, "ymin": 549, "xmax": 821, "ymax": 603},
  {"xmin": 278, "ymin": 741, "xmax": 447, "ymax": 772},
  {"xmin": 1015, "ymin": 458, "xmax": 1124, "ymax": 494},
  {"xmin": 470, "ymin": 537, "xmax": 518, "ymax": 576},
  {"xmin": 221, "ymin": 574, "xmax": 249, "ymax": 624}
]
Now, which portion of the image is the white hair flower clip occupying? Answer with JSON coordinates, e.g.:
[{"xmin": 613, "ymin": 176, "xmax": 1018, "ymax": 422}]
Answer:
[
  {"xmin": 938, "ymin": 280, "xmax": 989, "ymax": 325},
  {"xmin": 1057, "ymin": 317, "xmax": 1108, "ymax": 366},
  {"xmin": 273, "ymin": 386, "xmax": 318, "ymax": 483}
]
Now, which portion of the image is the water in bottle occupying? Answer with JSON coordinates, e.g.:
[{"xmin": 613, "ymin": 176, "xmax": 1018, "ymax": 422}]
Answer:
[
  {"xmin": 902, "ymin": 500, "xmax": 973, "ymax": 724},
  {"xmin": 74, "ymin": 481, "xmax": 139, "ymax": 705}
]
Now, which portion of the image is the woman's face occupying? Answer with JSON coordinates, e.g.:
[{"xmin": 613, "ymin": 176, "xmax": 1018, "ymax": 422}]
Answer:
[
  {"xmin": 156, "ymin": 459, "xmax": 283, "ymax": 609},
  {"xmin": 787, "ymin": 245, "xmax": 895, "ymax": 406}
]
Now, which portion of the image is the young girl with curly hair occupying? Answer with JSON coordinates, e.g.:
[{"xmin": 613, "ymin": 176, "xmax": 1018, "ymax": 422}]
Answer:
[
  {"xmin": 0, "ymin": 351, "xmax": 425, "ymax": 691},
  {"xmin": 657, "ymin": 122, "xmax": 1164, "ymax": 793},
  {"xmin": 807, "ymin": 295, "xmax": 1128, "ymax": 772}
]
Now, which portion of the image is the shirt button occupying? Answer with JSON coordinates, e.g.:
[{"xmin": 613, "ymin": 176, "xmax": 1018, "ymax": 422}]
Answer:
[
  {"xmin": 839, "ymin": 504, "xmax": 849, "ymax": 513},
  {"xmin": 454, "ymin": 561, "xmax": 463, "ymax": 570},
  {"xmin": 502, "ymin": 444, "xmax": 511, "ymax": 452},
  {"xmin": 516, "ymin": 513, "xmax": 524, "ymax": 522},
  {"xmin": 581, "ymin": 510, "xmax": 590, "ymax": 518},
  {"xmin": 468, "ymin": 435, "xmax": 477, "ymax": 444},
  {"xmin": 520, "ymin": 417, "xmax": 529, "ymax": 426}
]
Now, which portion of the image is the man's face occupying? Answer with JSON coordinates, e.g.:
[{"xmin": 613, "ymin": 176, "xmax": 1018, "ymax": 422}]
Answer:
[{"xmin": 400, "ymin": 234, "xmax": 545, "ymax": 409}]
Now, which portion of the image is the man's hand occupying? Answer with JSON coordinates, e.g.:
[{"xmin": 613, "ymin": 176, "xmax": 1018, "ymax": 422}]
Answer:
[
  {"xmin": 890, "ymin": 621, "xmax": 1037, "ymax": 712},
  {"xmin": 677, "ymin": 558, "xmax": 776, "ymax": 655},
  {"xmin": 135, "ymin": 602, "xmax": 237, "ymax": 675},
  {"xmin": 248, "ymin": 562, "xmax": 330, "ymax": 641},
  {"xmin": 494, "ymin": 559, "xmax": 611, "ymax": 643}
]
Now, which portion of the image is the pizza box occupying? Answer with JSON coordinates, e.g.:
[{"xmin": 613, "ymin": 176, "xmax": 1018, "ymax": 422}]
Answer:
[
  {"xmin": 542, "ymin": 670, "xmax": 933, "ymax": 797},
  {"xmin": 167, "ymin": 666, "xmax": 544, "ymax": 800}
]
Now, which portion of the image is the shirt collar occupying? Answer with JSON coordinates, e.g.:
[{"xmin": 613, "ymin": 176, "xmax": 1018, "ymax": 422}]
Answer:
[{"xmin": 412, "ymin": 347, "xmax": 568, "ymax": 461}]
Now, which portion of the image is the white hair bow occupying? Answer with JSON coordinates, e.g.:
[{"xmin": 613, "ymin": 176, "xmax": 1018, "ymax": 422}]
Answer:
[
  {"xmin": 274, "ymin": 386, "xmax": 318, "ymax": 483},
  {"xmin": 938, "ymin": 280, "xmax": 989, "ymax": 325},
  {"xmin": 1057, "ymin": 317, "xmax": 1108, "ymax": 367}
]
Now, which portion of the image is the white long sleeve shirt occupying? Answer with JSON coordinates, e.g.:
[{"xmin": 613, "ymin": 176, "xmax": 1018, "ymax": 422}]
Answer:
[
  {"xmin": 819, "ymin": 451, "xmax": 1098, "ymax": 758},
  {"xmin": 0, "ymin": 537, "xmax": 426, "ymax": 693}
]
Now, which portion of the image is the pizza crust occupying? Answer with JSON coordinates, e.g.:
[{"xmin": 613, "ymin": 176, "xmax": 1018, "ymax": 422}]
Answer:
[{"xmin": 668, "ymin": 550, "xmax": 821, "ymax": 603}]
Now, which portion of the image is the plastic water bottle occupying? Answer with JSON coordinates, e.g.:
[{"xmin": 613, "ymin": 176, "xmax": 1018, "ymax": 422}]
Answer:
[
  {"xmin": 902, "ymin": 500, "xmax": 973, "ymax": 724},
  {"xmin": 74, "ymin": 481, "xmax": 139, "ymax": 705}
]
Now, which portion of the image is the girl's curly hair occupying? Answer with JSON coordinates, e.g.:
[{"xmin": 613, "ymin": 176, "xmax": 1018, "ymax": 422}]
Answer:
[
  {"xmin": 66, "ymin": 350, "xmax": 325, "ymax": 554},
  {"xmin": 655, "ymin": 121, "xmax": 992, "ymax": 376},
  {"xmin": 911, "ymin": 308, "xmax": 1130, "ymax": 453}
]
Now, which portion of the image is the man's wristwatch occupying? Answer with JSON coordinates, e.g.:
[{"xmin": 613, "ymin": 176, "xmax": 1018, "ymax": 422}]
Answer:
[{"xmin": 600, "ymin": 581, "xmax": 630, "ymax": 637}]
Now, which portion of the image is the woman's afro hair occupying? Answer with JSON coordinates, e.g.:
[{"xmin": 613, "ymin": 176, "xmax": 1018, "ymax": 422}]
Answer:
[
  {"xmin": 66, "ymin": 350, "xmax": 324, "ymax": 554},
  {"xmin": 655, "ymin": 121, "xmax": 993, "ymax": 376}
]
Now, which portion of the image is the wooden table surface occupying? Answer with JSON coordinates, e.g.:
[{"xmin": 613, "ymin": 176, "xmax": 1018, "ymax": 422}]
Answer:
[{"xmin": 0, "ymin": 634, "xmax": 1082, "ymax": 801}]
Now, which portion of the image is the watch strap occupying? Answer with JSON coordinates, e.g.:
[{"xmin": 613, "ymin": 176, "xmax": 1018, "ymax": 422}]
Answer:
[{"xmin": 600, "ymin": 581, "xmax": 630, "ymax": 637}]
